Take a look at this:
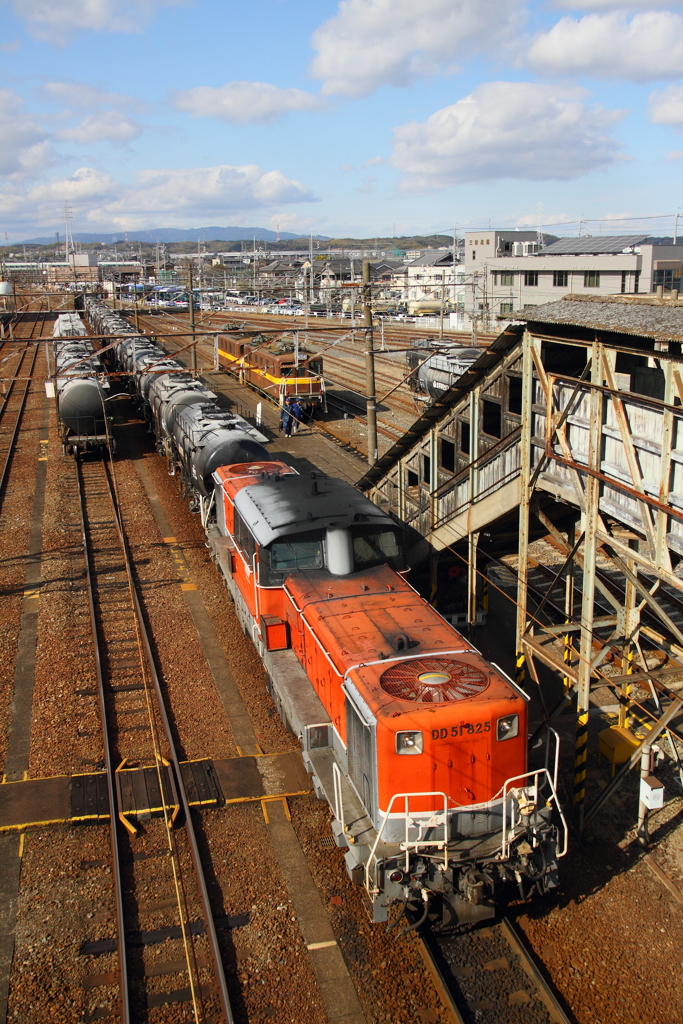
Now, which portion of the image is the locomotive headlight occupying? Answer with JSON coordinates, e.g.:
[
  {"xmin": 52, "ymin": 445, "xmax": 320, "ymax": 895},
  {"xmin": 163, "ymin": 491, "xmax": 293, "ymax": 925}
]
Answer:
[
  {"xmin": 396, "ymin": 730, "xmax": 423, "ymax": 754},
  {"xmin": 497, "ymin": 714, "xmax": 519, "ymax": 741}
]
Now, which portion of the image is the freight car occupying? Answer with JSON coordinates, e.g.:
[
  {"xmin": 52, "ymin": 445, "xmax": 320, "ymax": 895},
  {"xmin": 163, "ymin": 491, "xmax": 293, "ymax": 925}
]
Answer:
[
  {"xmin": 406, "ymin": 340, "xmax": 480, "ymax": 402},
  {"xmin": 83, "ymin": 298, "xmax": 268, "ymax": 510},
  {"xmin": 217, "ymin": 332, "xmax": 326, "ymax": 411},
  {"xmin": 53, "ymin": 312, "xmax": 111, "ymax": 454}
]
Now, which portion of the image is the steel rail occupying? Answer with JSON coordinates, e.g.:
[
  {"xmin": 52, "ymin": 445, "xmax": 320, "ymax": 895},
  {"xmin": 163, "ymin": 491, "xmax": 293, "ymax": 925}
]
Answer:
[
  {"xmin": 418, "ymin": 917, "xmax": 573, "ymax": 1024},
  {"xmin": 85, "ymin": 451, "xmax": 234, "ymax": 1023},
  {"xmin": 0, "ymin": 342, "xmax": 40, "ymax": 503},
  {"xmin": 75, "ymin": 457, "xmax": 131, "ymax": 1024}
]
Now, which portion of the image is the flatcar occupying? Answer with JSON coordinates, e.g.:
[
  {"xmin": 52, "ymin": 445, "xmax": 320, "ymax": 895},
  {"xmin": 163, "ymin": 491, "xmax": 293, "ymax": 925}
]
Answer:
[
  {"xmin": 53, "ymin": 312, "xmax": 111, "ymax": 454},
  {"xmin": 204, "ymin": 462, "xmax": 566, "ymax": 926},
  {"xmin": 217, "ymin": 333, "xmax": 326, "ymax": 410}
]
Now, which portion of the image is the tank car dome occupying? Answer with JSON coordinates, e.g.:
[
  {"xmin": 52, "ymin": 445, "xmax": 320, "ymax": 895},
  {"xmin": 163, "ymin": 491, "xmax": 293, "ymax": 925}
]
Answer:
[
  {"xmin": 162, "ymin": 387, "xmax": 217, "ymax": 436},
  {"xmin": 58, "ymin": 378, "xmax": 106, "ymax": 435}
]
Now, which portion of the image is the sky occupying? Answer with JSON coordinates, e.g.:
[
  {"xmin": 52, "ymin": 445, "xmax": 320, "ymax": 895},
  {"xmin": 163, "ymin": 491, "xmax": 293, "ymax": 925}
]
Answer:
[{"xmin": 2, "ymin": 0, "xmax": 683, "ymax": 241}]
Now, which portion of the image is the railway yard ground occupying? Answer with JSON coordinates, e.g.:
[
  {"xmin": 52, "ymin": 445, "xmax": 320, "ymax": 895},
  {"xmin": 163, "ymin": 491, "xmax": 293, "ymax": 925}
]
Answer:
[{"xmin": 0, "ymin": 301, "xmax": 681, "ymax": 1024}]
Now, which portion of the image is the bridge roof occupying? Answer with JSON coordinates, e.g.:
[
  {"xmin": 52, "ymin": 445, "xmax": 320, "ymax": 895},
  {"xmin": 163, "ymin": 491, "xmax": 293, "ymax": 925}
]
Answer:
[{"xmin": 518, "ymin": 295, "xmax": 683, "ymax": 344}]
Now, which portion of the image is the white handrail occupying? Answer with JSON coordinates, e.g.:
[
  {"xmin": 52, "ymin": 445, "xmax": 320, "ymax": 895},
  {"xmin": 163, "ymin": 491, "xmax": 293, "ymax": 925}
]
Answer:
[
  {"xmin": 365, "ymin": 791, "xmax": 451, "ymax": 895},
  {"xmin": 332, "ymin": 761, "xmax": 344, "ymax": 827},
  {"xmin": 501, "ymin": 768, "xmax": 568, "ymax": 859}
]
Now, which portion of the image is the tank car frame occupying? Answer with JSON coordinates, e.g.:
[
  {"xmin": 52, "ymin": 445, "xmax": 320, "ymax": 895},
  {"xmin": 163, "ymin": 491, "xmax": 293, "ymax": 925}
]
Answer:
[{"xmin": 53, "ymin": 312, "xmax": 112, "ymax": 455}]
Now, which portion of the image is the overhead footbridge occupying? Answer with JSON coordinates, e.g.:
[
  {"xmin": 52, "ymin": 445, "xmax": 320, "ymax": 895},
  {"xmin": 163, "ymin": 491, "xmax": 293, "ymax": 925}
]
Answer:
[{"xmin": 359, "ymin": 294, "xmax": 683, "ymax": 830}]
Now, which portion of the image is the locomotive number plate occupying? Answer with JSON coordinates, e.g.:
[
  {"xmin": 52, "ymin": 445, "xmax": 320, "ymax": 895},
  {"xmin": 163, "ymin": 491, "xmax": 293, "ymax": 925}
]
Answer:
[{"xmin": 431, "ymin": 723, "xmax": 491, "ymax": 740}]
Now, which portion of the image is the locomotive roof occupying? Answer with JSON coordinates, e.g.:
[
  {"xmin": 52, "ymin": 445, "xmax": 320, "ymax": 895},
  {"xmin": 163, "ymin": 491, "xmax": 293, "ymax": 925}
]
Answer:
[{"xmin": 233, "ymin": 474, "xmax": 395, "ymax": 546}]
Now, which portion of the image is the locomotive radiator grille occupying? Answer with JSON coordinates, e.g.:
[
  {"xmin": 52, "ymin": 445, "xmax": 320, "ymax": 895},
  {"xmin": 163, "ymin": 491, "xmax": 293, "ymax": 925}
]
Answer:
[{"xmin": 379, "ymin": 657, "xmax": 489, "ymax": 703}]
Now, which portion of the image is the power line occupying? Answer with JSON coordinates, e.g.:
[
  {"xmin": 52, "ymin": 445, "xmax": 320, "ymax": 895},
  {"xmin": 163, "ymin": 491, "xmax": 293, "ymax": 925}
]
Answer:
[{"xmin": 438, "ymin": 213, "xmax": 679, "ymax": 234}]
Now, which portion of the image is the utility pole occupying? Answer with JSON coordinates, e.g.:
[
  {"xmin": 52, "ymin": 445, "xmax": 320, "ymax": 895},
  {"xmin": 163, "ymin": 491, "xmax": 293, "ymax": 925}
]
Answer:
[
  {"xmin": 363, "ymin": 259, "xmax": 377, "ymax": 466},
  {"xmin": 188, "ymin": 264, "xmax": 196, "ymax": 372},
  {"xmin": 439, "ymin": 267, "xmax": 446, "ymax": 339}
]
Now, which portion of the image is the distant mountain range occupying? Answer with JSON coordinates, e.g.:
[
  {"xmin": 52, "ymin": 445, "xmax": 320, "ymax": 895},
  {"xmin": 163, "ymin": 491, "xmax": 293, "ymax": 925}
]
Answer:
[{"xmin": 19, "ymin": 226, "xmax": 329, "ymax": 244}]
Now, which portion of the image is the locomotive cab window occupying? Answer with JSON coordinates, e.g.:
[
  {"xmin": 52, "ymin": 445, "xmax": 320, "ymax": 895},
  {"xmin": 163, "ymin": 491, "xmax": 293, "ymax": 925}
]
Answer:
[
  {"xmin": 234, "ymin": 510, "xmax": 256, "ymax": 563},
  {"xmin": 352, "ymin": 526, "xmax": 405, "ymax": 571},
  {"xmin": 269, "ymin": 529, "xmax": 324, "ymax": 571}
]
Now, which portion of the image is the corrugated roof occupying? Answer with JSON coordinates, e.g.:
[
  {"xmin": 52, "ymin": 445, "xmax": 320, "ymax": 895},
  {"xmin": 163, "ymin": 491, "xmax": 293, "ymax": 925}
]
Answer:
[
  {"xmin": 541, "ymin": 234, "xmax": 647, "ymax": 256},
  {"xmin": 518, "ymin": 295, "xmax": 683, "ymax": 342},
  {"xmin": 357, "ymin": 325, "xmax": 524, "ymax": 492}
]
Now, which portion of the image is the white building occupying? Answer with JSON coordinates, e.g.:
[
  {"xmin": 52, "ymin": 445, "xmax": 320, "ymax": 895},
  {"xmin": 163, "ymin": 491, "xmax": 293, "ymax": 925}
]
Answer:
[
  {"xmin": 459, "ymin": 231, "xmax": 683, "ymax": 327},
  {"xmin": 404, "ymin": 250, "xmax": 455, "ymax": 302}
]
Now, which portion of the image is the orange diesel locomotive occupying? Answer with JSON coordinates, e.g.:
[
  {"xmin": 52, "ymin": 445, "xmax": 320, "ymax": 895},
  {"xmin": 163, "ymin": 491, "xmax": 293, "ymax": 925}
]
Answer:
[{"xmin": 207, "ymin": 459, "xmax": 567, "ymax": 927}]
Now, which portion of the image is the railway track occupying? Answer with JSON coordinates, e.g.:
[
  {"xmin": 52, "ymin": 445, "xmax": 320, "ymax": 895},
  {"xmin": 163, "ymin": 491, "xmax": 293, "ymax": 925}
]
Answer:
[
  {"xmin": 128, "ymin": 310, "xmax": 414, "ymax": 453},
  {"xmin": 419, "ymin": 917, "xmax": 573, "ymax": 1024},
  {"xmin": 75, "ymin": 453, "xmax": 233, "ymax": 1024},
  {"xmin": 0, "ymin": 329, "xmax": 43, "ymax": 504}
]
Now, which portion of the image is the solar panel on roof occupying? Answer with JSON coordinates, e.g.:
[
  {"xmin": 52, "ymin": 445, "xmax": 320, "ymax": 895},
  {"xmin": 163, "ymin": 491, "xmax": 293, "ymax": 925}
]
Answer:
[{"xmin": 541, "ymin": 234, "xmax": 647, "ymax": 256}]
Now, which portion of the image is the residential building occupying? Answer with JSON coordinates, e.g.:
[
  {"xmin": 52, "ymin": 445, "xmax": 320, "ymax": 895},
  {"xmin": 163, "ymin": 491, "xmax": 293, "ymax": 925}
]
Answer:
[
  {"xmin": 405, "ymin": 250, "xmax": 455, "ymax": 303},
  {"xmin": 460, "ymin": 232, "xmax": 683, "ymax": 327}
]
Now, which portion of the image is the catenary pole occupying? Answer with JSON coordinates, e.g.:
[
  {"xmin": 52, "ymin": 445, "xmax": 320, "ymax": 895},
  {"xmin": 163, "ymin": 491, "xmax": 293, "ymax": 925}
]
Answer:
[{"xmin": 363, "ymin": 259, "xmax": 377, "ymax": 466}]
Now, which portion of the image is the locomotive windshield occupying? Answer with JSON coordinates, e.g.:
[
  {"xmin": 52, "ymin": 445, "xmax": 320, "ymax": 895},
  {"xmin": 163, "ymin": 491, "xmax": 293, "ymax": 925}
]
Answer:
[
  {"xmin": 352, "ymin": 527, "xmax": 404, "ymax": 571},
  {"xmin": 270, "ymin": 529, "xmax": 324, "ymax": 570}
]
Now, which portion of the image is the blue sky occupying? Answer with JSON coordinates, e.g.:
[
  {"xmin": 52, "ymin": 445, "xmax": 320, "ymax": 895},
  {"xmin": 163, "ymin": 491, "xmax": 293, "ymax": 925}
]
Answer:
[{"xmin": 1, "ymin": 0, "xmax": 683, "ymax": 241}]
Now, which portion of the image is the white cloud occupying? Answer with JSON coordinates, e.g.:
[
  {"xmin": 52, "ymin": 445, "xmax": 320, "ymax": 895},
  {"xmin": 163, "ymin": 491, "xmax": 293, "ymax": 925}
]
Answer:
[
  {"xmin": 55, "ymin": 111, "xmax": 142, "ymax": 144},
  {"xmin": 390, "ymin": 82, "xmax": 624, "ymax": 192},
  {"xmin": 310, "ymin": 0, "xmax": 524, "ymax": 98},
  {"xmin": 525, "ymin": 12, "xmax": 683, "ymax": 80},
  {"xmin": 120, "ymin": 165, "xmax": 315, "ymax": 217},
  {"xmin": 268, "ymin": 212, "xmax": 320, "ymax": 233},
  {"xmin": 0, "ymin": 89, "xmax": 54, "ymax": 177},
  {"xmin": 551, "ymin": 0, "xmax": 683, "ymax": 7},
  {"xmin": 0, "ymin": 163, "xmax": 316, "ymax": 232},
  {"xmin": 649, "ymin": 83, "xmax": 683, "ymax": 127},
  {"xmin": 41, "ymin": 81, "xmax": 146, "ymax": 112},
  {"xmin": 7, "ymin": 0, "xmax": 182, "ymax": 43},
  {"xmin": 173, "ymin": 81, "xmax": 323, "ymax": 124},
  {"xmin": 363, "ymin": 155, "xmax": 383, "ymax": 166}
]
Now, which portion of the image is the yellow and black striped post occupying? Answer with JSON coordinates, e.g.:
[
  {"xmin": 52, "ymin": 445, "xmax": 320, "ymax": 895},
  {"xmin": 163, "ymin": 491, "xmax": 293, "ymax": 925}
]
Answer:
[
  {"xmin": 515, "ymin": 651, "xmax": 526, "ymax": 688},
  {"xmin": 562, "ymin": 633, "xmax": 573, "ymax": 694},
  {"xmin": 573, "ymin": 709, "xmax": 589, "ymax": 826},
  {"xmin": 619, "ymin": 643, "xmax": 633, "ymax": 728},
  {"xmin": 482, "ymin": 576, "xmax": 489, "ymax": 614}
]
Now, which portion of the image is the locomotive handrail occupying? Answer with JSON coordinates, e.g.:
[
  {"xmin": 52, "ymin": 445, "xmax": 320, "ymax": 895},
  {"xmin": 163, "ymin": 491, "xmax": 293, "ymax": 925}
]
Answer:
[
  {"xmin": 500, "ymin": 768, "xmax": 568, "ymax": 860},
  {"xmin": 333, "ymin": 761, "xmax": 344, "ymax": 829},
  {"xmin": 365, "ymin": 791, "xmax": 452, "ymax": 896}
]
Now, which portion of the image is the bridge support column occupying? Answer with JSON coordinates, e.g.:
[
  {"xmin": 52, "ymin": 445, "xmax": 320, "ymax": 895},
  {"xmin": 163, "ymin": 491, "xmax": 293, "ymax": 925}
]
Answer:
[
  {"xmin": 575, "ymin": 341, "xmax": 603, "ymax": 831},
  {"xmin": 515, "ymin": 330, "xmax": 534, "ymax": 687}
]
